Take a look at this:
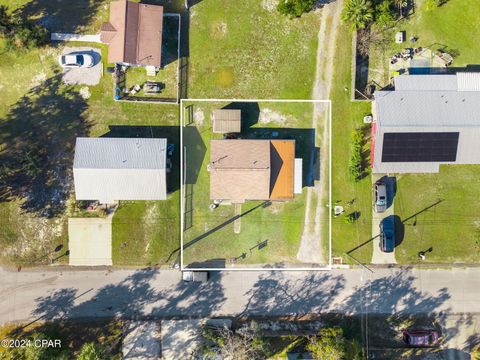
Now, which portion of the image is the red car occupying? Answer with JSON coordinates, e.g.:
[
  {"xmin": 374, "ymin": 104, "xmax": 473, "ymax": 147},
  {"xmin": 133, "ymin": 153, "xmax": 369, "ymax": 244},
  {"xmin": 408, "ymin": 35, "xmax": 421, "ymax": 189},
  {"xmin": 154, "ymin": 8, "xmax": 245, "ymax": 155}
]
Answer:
[{"xmin": 403, "ymin": 329, "xmax": 440, "ymax": 347}]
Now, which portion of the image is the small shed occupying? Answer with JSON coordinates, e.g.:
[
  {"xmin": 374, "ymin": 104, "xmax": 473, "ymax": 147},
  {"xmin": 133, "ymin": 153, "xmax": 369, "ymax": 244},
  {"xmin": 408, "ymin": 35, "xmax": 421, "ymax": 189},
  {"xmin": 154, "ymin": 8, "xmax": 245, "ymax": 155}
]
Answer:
[{"xmin": 212, "ymin": 109, "xmax": 241, "ymax": 133}]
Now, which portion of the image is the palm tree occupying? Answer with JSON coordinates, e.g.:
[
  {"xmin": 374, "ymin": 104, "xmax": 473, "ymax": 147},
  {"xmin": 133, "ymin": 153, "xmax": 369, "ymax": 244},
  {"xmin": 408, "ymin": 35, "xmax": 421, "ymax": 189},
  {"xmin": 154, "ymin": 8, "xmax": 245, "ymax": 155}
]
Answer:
[{"xmin": 341, "ymin": 0, "xmax": 375, "ymax": 31}]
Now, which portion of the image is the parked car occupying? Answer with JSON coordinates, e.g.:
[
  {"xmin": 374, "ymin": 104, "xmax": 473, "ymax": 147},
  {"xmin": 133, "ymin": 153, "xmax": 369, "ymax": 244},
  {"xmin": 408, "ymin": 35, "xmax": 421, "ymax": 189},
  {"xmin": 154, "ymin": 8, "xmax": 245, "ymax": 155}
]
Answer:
[
  {"xmin": 373, "ymin": 180, "xmax": 387, "ymax": 213},
  {"xmin": 403, "ymin": 329, "xmax": 440, "ymax": 347},
  {"xmin": 58, "ymin": 53, "xmax": 94, "ymax": 68},
  {"xmin": 182, "ymin": 271, "xmax": 208, "ymax": 283},
  {"xmin": 379, "ymin": 215, "xmax": 395, "ymax": 252}
]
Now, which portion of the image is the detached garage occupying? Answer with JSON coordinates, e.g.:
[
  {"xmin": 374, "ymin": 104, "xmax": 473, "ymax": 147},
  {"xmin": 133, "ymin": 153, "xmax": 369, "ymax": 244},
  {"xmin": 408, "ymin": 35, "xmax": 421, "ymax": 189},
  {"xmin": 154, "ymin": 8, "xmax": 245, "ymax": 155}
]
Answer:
[{"xmin": 73, "ymin": 137, "xmax": 167, "ymax": 203}]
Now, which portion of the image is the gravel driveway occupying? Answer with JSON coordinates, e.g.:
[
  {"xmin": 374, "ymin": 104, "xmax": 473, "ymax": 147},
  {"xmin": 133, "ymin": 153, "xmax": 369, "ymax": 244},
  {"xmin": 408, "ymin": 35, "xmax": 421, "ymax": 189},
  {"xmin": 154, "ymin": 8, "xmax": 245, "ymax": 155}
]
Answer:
[{"xmin": 61, "ymin": 47, "xmax": 102, "ymax": 86}]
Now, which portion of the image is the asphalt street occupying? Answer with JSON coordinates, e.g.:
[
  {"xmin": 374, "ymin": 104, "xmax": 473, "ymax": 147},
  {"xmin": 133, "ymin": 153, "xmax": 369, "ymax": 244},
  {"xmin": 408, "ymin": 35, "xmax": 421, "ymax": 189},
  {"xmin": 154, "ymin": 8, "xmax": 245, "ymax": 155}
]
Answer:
[{"xmin": 1, "ymin": 267, "xmax": 480, "ymax": 323}]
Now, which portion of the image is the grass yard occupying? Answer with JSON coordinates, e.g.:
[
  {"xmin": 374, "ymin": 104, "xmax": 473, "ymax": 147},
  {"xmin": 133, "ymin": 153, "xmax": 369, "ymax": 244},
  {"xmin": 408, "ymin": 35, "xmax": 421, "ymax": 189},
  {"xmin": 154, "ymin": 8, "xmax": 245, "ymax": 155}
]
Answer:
[
  {"xmin": 364, "ymin": 0, "xmax": 480, "ymax": 264},
  {"xmin": 182, "ymin": 100, "xmax": 325, "ymax": 267},
  {"xmin": 394, "ymin": 165, "xmax": 480, "ymax": 264},
  {"xmin": 330, "ymin": 25, "xmax": 373, "ymax": 265},
  {"xmin": 0, "ymin": 1, "xmax": 180, "ymax": 267},
  {"xmin": 368, "ymin": 0, "xmax": 480, "ymax": 86},
  {"xmin": 188, "ymin": 0, "xmax": 321, "ymax": 99}
]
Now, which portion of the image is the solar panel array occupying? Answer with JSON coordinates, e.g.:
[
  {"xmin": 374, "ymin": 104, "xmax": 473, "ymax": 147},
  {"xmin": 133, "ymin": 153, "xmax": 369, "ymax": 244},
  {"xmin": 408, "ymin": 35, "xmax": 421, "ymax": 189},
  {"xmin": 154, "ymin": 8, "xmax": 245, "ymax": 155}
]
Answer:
[{"xmin": 382, "ymin": 132, "xmax": 459, "ymax": 162}]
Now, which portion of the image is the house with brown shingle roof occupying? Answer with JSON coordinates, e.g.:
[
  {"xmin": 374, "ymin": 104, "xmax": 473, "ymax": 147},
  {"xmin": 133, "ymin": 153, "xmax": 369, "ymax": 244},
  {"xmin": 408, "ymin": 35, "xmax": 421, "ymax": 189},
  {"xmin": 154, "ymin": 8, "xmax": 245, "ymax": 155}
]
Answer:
[
  {"xmin": 101, "ymin": 0, "xmax": 164, "ymax": 67},
  {"xmin": 209, "ymin": 139, "xmax": 298, "ymax": 203}
]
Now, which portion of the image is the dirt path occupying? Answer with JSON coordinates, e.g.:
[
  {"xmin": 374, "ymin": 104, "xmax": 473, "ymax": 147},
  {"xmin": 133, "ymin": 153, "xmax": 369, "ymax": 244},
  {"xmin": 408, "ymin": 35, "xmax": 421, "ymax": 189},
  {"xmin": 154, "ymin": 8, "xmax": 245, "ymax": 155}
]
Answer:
[{"xmin": 296, "ymin": 0, "xmax": 344, "ymax": 264}]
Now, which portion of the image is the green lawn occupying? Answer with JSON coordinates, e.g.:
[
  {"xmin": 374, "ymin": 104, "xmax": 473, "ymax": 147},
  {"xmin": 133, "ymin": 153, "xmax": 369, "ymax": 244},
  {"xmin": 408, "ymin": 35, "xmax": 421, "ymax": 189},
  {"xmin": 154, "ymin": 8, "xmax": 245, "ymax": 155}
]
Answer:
[
  {"xmin": 0, "ymin": 1, "xmax": 179, "ymax": 266},
  {"xmin": 188, "ymin": 0, "xmax": 320, "ymax": 99},
  {"xmin": 182, "ymin": 101, "xmax": 324, "ymax": 267},
  {"xmin": 0, "ymin": 0, "xmax": 321, "ymax": 267},
  {"xmin": 369, "ymin": 0, "xmax": 480, "ymax": 86},
  {"xmin": 330, "ymin": 25, "xmax": 373, "ymax": 265},
  {"xmin": 394, "ymin": 166, "xmax": 480, "ymax": 264},
  {"xmin": 363, "ymin": 0, "xmax": 480, "ymax": 264}
]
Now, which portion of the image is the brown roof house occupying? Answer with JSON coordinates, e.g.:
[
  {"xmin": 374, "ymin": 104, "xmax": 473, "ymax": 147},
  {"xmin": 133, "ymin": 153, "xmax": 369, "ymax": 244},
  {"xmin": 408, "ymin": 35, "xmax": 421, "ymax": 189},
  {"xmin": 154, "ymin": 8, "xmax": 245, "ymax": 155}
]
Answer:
[
  {"xmin": 209, "ymin": 139, "xmax": 302, "ymax": 203},
  {"xmin": 101, "ymin": 0, "xmax": 164, "ymax": 67}
]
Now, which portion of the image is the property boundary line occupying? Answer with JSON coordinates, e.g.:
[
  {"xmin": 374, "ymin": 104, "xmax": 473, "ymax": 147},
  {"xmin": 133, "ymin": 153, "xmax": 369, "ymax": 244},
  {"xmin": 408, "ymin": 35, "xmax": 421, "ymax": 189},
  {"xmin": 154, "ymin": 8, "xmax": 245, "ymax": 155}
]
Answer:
[{"xmin": 180, "ymin": 98, "xmax": 332, "ymax": 272}]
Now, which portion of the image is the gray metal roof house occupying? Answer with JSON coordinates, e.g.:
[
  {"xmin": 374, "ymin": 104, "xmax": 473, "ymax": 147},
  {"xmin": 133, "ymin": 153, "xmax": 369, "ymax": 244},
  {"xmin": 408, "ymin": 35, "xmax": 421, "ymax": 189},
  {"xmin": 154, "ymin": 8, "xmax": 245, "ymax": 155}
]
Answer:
[
  {"xmin": 73, "ymin": 137, "xmax": 167, "ymax": 203},
  {"xmin": 372, "ymin": 73, "xmax": 480, "ymax": 173}
]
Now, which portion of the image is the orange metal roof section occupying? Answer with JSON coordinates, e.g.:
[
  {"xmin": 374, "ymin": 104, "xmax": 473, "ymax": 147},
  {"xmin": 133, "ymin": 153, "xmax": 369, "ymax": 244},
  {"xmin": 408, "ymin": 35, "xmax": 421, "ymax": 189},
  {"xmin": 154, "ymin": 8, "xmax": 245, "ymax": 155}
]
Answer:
[{"xmin": 269, "ymin": 140, "xmax": 295, "ymax": 201}]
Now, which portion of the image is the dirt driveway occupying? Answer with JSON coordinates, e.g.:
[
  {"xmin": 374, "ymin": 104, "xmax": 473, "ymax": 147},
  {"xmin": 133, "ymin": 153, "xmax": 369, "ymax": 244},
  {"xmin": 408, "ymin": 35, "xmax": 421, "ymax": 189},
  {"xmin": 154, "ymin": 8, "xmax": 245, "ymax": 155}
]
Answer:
[{"xmin": 61, "ymin": 47, "xmax": 102, "ymax": 86}]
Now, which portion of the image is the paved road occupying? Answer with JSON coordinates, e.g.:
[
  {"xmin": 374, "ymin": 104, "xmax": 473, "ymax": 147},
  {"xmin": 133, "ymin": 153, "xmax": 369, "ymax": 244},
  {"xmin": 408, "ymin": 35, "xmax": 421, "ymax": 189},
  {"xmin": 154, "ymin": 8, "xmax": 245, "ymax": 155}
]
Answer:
[
  {"xmin": 1, "ymin": 267, "xmax": 480, "ymax": 323},
  {"xmin": 2, "ymin": 267, "xmax": 479, "ymax": 358}
]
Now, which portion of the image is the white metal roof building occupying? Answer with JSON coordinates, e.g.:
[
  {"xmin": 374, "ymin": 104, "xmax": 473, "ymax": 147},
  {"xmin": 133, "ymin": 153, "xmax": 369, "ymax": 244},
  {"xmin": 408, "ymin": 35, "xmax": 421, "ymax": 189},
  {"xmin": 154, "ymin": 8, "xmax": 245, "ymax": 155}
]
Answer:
[
  {"xmin": 372, "ymin": 73, "xmax": 480, "ymax": 173},
  {"xmin": 73, "ymin": 137, "xmax": 167, "ymax": 203}
]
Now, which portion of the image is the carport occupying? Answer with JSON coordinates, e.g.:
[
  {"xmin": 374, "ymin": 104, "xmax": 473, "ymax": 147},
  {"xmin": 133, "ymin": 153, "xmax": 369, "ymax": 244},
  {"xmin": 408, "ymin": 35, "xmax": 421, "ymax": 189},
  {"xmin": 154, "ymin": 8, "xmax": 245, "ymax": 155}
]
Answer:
[{"xmin": 68, "ymin": 217, "xmax": 112, "ymax": 266}]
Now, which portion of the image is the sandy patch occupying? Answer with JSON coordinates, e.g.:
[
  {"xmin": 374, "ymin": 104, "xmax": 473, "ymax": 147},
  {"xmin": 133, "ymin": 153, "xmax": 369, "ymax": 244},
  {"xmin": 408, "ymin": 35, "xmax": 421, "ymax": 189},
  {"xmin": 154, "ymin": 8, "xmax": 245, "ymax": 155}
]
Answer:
[
  {"xmin": 259, "ymin": 108, "xmax": 288, "ymax": 126},
  {"xmin": 79, "ymin": 86, "xmax": 91, "ymax": 99},
  {"xmin": 262, "ymin": 0, "xmax": 279, "ymax": 12},
  {"xmin": 210, "ymin": 21, "xmax": 228, "ymax": 38},
  {"xmin": 268, "ymin": 202, "xmax": 285, "ymax": 214},
  {"xmin": 30, "ymin": 72, "xmax": 47, "ymax": 87},
  {"xmin": 193, "ymin": 108, "xmax": 205, "ymax": 125}
]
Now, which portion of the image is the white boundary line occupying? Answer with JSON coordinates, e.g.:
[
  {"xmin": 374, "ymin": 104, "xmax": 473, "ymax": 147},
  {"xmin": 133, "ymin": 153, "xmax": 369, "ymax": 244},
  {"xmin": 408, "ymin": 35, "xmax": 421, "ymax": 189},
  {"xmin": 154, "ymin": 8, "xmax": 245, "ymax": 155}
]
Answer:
[{"xmin": 180, "ymin": 98, "xmax": 332, "ymax": 271}]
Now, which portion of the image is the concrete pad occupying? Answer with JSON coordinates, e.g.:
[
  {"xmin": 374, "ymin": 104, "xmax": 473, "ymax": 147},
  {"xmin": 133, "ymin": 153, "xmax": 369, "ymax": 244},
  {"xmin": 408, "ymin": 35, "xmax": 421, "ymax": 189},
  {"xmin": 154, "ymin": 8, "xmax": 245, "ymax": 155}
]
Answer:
[
  {"xmin": 51, "ymin": 33, "xmax": 101, "ymax": 43},
  {"xmin": 68, "ymin": 217, "xmax": 112, "ymax": 266},
  {"xmin": 160, "ymin": 319, "xmax": 232, "ymax": 360},
  {"xmin": 122, "ymin": 321, "xmax": 161, "ymax": 360},
  {"xmin": 371, "ymin": 174, "xmax": 397, "ymax": 264},
  {"xmin": 161, "ymin": 319, "xmax": 204, "ymax": 360},
  {"xmin": 61, "ymin": 47, "xmax": 102, "ymax": 86}
]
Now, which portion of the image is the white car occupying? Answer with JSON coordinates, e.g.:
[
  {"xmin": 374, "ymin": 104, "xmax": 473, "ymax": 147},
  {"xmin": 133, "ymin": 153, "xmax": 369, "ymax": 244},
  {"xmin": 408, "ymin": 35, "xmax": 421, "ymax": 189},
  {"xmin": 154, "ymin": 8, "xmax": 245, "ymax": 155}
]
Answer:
[{"xmin": 58, "ymin": 53, "xmax": 94, "ymax": 68}]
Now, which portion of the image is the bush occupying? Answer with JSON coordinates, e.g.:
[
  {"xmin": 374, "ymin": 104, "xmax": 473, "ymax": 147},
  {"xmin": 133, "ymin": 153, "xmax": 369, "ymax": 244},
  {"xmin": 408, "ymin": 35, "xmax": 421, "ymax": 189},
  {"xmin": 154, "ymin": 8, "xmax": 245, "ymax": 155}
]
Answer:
[
  {"xmin": 306, "ymin": 327, "xmax": 366, "ymax": 360},
  {"xmin": 277, "ymin": 0, "xmax": 316, "ymax": 18},
  {"xmin": 348, "ymin": 128, "xmax": 364, "ymax": 181}
]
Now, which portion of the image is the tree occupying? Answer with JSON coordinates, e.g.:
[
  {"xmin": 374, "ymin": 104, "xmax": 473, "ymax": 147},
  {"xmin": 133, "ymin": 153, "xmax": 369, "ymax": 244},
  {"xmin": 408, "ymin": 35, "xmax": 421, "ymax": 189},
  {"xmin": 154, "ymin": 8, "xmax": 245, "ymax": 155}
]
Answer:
[
  {"xmin": 0, "ymin": 5, "xmax": 48, "ymax": 50},
  {"xmin": 341, "ymin": 0, "xmax": 375, "ymax": 30},
  {"xmin": 306, "ymin": 327, "xmax": 365, "ymax": 360},
  {"xmin": 277, "ymin": 0, "xmax": 316, "ymax": 18},
  {"xmin": 375, "ymin": 0, "xmax": 396, "ymax": 28},
  {"xmin": 201, "ymin": 324, "xmax": 267, "ymax": 360}
]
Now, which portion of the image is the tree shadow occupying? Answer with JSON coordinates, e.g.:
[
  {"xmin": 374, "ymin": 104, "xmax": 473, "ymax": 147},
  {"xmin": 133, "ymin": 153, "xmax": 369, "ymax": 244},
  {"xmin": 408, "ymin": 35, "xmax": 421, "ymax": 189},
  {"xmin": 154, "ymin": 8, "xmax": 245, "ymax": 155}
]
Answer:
[
  {"xmin": 15, "ymin": 0, "xmax": 107, "ymax": 33},
  {"xmin": 101, "ymin": 125, "xmax": 180, "ymax": 193},
  {"xmin": 239, "ymin": 271, "xmax": 346, "ymax": 319},
  {"xmin": 340, "ymin": 269, "xmax": 452, "ymax": 349},
  {"xmin": 28, "ymin": 268, "xmax": 227, "ymax": 321},
  {"xmin": 0, "ymin": 72, "xmax": 91, "ymax": 218}
]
